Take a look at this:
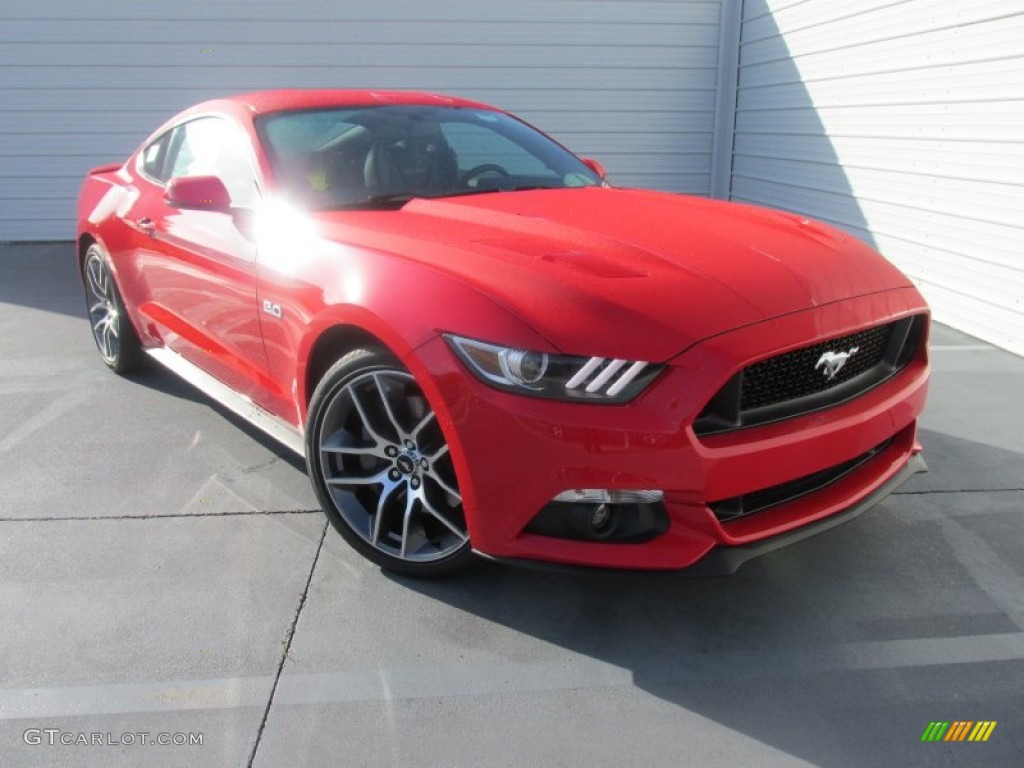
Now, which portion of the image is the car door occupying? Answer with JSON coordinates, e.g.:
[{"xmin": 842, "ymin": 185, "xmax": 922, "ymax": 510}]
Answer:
[{"xmin": 131, "ymin": 116, "xmax": 277, "ymax": 404}]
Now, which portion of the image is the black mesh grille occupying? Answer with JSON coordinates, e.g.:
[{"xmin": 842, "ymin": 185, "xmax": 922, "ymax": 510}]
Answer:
[
  {"xmin": 694, "ymin": 314, "xmax": 925, "ymax": 436},
  {"xmin": 740, "ymin": 323, "xmax": 894, "ymax": 411}
]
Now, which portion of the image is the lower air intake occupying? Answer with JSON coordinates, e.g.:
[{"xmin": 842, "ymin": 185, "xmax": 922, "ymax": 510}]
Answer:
[{"xmin": 709, "ymin": 438, "xmax": 893, "ymax": 523}]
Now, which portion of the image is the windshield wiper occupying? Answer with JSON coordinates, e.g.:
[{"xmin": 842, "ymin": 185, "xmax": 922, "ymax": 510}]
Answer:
[
  {"xmin": 505, "ymin": 185, "xmax": 558, "ymax": 193},
  {"xmin": 432, "ymin": 188, "xmax": 503, "ymax": 199},
  {"xmin": 330, "ymin": 193, "xmax": 417, "ymax": 210},
  {"xmin": 430, "ymin": 185, "xmax": 560, "ymax": 200},
  {"xmin": 329, "ymin": 185, "xmax": 570, "ymax": 210}
]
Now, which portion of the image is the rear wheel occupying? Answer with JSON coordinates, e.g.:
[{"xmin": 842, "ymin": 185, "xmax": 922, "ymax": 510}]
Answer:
[
  {"xmin": 82, "ymin": 244, "xmax": 144, "ymax": 374},
  {"xmin": 306, "ymin": 348, "xmax": 473, "ymax": 577}
]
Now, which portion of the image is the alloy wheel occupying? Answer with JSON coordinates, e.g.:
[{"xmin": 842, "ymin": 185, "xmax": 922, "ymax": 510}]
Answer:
[
  {"xmin": 84, "ymin": 250, "xmax": 121, "ymax": 364},
  {"xmin": 315, "ymin": 368, "xmax": 468, "ymax": 564}
]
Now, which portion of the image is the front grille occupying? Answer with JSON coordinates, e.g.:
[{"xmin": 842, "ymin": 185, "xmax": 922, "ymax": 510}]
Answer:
[
  {"xmin": 709, "ymin": 438, "xmax": 893, "ymax": 523},
  {"xmin": 695, "ymin": 314, "xmax": 924, "ymax": 435},
  {"xmin": 741, "ymin": 324, "xmax": 892, "ymax": 411}
]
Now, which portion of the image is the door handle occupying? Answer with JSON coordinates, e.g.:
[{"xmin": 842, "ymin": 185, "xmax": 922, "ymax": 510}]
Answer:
[{"xmin": 137, "ymin": 217, "xmax": 156, "ymax": 236}]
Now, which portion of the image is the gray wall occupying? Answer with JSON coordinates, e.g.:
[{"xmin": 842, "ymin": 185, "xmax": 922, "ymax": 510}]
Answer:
[
  {"xmin": 4, "ymin": 0, "xmax": 1023, "ymax": 356},
  {"xmin": 0, "ymin": 0, "xmax": 726, "ymax": 241},
  {"xmin": 729, "ymin": 0, "xmax": 1024, "ymax": 356}
]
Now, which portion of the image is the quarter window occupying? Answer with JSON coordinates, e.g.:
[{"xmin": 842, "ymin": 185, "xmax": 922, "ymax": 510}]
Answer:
[{"xmin": 139, "ymin": 132, "xmax": 172, "ymax": 183}]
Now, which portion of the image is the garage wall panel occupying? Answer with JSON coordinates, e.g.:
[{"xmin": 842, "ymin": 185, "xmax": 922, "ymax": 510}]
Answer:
[
  {"xmin": 730, "ymin": 0, "xmax": 1024, "ymax": 356},
  {"xmin": 0, "ymin": 0, "xmax": 725, "ymax": 241}
]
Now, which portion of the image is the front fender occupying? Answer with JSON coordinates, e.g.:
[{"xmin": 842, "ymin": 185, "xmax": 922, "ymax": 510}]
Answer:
[{"xmin": 259, "ymin": 235, "xmax": 552, "ymax": 425}]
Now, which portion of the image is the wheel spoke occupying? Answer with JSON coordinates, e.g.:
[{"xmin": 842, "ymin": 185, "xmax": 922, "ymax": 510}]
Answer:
[
  {"xmin": 372, "ymin": 373, "xmax": 408, "ymax": 440},
  {"xmin": 399, "ymin": 489, "xmax": 416, "ymax": 557},
  {"xmin": 420, "ymin": 494, "xmax": 468, "ymax": 542},
  {"xmin": 87, "ymin": 260, "xmax": 107, "ymax": 301},
  {"xmin": 86, "ymin": 260, "xmax": 98, "ymax": 295},
  {"xmin": 427, "ymin": 471, "xmax": 461, "ymax": 501},
  {"xmin": 371, "ymin": 478, "xmax": 401, "ymax": 545},
  {"xmin": 428, "ymin": 443, "xmax": 449, "ymax": 462},
  {"xmin": 326, "ymin": 468, "xmax": 390, "ymax": 487},
  {"xmin": 103, "ymin": 321, "xmax": 117, "ymax": 359},
  {"xmin": 320, "ymin": 428, "xmax": 387, "ymax": 458},
  {"xmin": 101, "ymin": 324, "xmax": 112, "ymax": 359},
  {"xmin": 349, "ymin": 386, "xmax": 391, "ymax": 447},
  {"xmin": 411, "ymin": 410, "xmax": 436, "ymax": 440},
  {"xmin": 97, "ymin": 320, "xmax": 108, "ymax": 356}
]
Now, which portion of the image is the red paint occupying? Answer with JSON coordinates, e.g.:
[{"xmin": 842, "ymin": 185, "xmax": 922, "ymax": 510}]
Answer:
[{"xmin": 165, "ymin": 175, "xmax": 232, "ymax": 210}]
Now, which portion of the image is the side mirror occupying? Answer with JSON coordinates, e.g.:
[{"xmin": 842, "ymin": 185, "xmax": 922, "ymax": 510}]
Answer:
[
  {"xmin": 581, "ymin": 157, "xmax": 607, "ymax": 179},
  {"xmin": 165, "ymin": 175, "xmax": 232, "ymax": 211}
]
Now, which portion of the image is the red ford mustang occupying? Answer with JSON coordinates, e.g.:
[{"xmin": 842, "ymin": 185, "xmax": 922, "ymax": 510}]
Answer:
[{"xmin": 77, "ymin": 89, "xmax": 929, "ymax": 576}]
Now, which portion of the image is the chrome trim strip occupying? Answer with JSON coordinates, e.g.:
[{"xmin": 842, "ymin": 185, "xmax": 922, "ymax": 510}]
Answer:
[
  {"xmin": 145, "ymin": 347, "xmax": 305, "ymax": 456},
  {"xmin": 553, "ymin": 489, "xmax": 664, "ymax": 503}
]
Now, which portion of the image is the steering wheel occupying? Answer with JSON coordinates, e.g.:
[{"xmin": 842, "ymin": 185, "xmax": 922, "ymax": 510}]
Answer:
[{"xmin": 460, "ymin": 164, "xmax": 510, "ymax": 187}]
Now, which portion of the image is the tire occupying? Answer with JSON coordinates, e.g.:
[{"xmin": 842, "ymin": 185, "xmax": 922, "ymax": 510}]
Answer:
[
  {"xmin": 82, "ymin": 244, "xmax": 145, "ymax": 374},
  {"xmin": 306, "ymin": 348, "xmax": 474, "ymax": 577}
]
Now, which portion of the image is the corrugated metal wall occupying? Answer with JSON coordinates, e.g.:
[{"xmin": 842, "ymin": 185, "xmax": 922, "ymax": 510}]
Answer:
[
  {"xmin": 731, "ymin": 0, "xmax": 1024, "ymax": 356},
  {"xmin": 5, "ymin": 0, "xmax": 1023, "ymax": 355},
  {"xmin": 0, "ymin": 0, "xmax": 724, "ymax": 241}
]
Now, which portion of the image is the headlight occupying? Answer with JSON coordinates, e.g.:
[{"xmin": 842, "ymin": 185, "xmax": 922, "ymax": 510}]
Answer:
[{"xmin": 444, "ymin": 334, "xmax": 663, "ymax": 403}]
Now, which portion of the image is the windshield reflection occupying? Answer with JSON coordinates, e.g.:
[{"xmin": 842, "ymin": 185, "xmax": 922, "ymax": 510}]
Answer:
[{"xmin": 256, "ymin": 105, "xmax": 601, "ymax": 210}]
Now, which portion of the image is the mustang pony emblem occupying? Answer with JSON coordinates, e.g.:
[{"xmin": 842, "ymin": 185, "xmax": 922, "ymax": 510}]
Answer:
[{"xmin": 815, "ymin": 346, "xmax": 860, "ymax": 381}]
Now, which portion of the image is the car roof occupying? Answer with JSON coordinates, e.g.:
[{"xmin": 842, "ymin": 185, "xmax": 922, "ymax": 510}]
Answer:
[{"xmin": 221, "ymin": 89, "xmax": 498, "ymax": 115}]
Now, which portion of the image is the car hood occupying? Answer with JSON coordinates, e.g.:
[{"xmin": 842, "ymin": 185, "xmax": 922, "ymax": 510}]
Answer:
[{"xmin": 312, "ymin": 188, "xmax": 913, "ymax": 361}]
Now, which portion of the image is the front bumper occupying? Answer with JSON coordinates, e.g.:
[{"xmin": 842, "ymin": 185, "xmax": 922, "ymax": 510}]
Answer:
[
  {"xmin": 411, "ymin": 287, "xmax": 930, "ymax": 571},
  {"xmin": 684, "ymin": 452, "xmax": 926, "ymax": 575}
]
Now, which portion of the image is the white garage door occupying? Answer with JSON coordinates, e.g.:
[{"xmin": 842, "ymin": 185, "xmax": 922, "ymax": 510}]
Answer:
[
  {"xmin": 0, "ymin": 0, "xmax": 726, "ymax": 241},
  {"xmin": 730, "ymin": 0, "xmax": 1024, "ymax": 355}
]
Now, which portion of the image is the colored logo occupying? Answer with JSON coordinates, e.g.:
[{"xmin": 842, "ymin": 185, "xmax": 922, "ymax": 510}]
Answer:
[{"xmin": 921, "ymin": 721, "xmax": 997, "ymax": 742}]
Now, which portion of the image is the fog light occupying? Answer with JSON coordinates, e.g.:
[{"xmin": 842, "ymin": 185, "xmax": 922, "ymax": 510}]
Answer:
[
  {"xmin": 525, "ymin": 491, "xmax": 670, "ymax": 544},
  {"xmin": 590, "ymin": 503, "xmax": 613, "ymax": 533}
]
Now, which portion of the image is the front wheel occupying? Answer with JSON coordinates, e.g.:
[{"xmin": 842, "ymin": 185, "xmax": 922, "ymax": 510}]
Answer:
[{"xmin": 306, "ymin": 348, "xmax": 474, "ymax": 577}]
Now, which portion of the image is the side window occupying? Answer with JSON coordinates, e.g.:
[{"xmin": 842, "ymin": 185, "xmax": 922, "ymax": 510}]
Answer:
[
  {"xmin": 441, "ymin": 123, "xmax": 556, "ymax": 179},
  {"xmin": 166, "ymin": 117, "xmax": 259, "ymax": 207},
  {"xmin": 139, "ymin": 132, "xmax": 172, "ymax": 183}
]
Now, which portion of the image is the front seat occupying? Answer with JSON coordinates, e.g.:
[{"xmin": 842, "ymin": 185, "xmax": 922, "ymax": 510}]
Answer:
[{"xmin": 364, "ymin": 123, "xmax": 457, "ymax": 195}]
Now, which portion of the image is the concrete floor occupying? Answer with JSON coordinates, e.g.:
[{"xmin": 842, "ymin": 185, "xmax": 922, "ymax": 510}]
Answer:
[{"xmin": 1, "ymin": 241, "xmax": 1021, "ymax": 767}]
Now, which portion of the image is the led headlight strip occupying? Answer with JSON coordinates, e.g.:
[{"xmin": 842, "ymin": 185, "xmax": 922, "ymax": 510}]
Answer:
[
  {"xmin": 445, "ymin": 334, "xmax": 662, "ymax": 403},
  {"xmin": 564, "ymin": 357, "xmax": 651, "ymax": 397}
]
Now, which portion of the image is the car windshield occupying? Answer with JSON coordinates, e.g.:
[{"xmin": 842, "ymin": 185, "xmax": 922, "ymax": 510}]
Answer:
[{"xmin": 256, "ymin": 105, "xmax": 602, "ymax": 210}]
